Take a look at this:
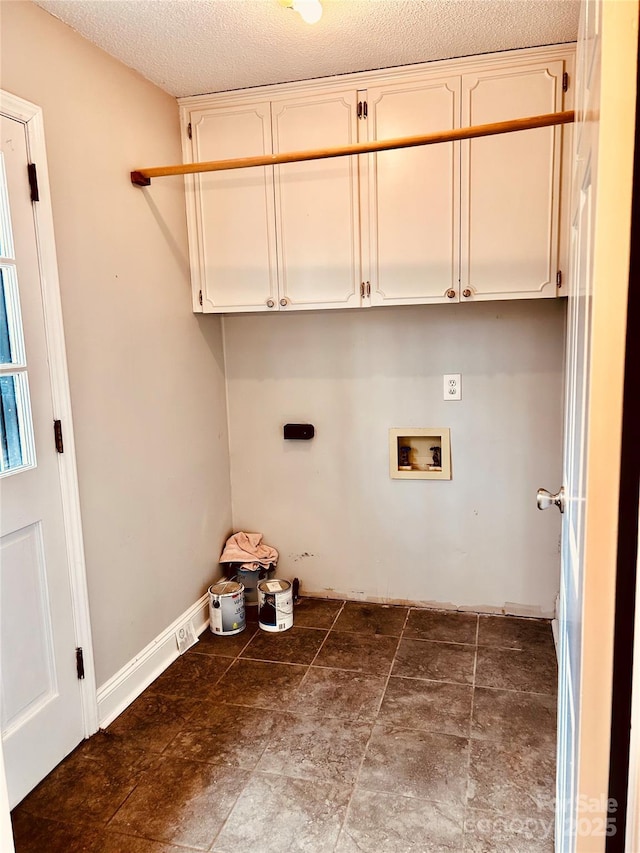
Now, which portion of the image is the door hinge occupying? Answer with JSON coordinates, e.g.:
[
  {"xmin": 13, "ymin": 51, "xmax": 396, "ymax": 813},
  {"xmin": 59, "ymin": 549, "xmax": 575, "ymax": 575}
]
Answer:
[
  {"xmin": 556, "ymin": 270, "xmax": 563, "ymax": 288},
  {"xmin": 563, "ymin": 72, "xmax": 569, "ymax": 92},
  {"xmin": 27, "ymin": 163, "xmax": 39, "ymax": 202},
  {"xmin": 360, "ymin": 282, "xmax": 364, "ymax": 298},
  {"xmin": 357, "ymin": 101, "xmax": 368, "ymax": 120},
  {"xmin": 54, "ymin": 419, "xmax": 64, "ymax": 453},
  {"xmin": 357, "ymin": 101, "xmax": 362, "ymax": 119},
  {"xmin": 198, "ymin": 289, "xmax": 203, "ymax": 306},
  {"xmin": 187, "ymin": 122, "xmax": 192, "ymax": 140},
  {"xmin": 76, "ymin": 647, "xmax": 85, "ymax": 680}
]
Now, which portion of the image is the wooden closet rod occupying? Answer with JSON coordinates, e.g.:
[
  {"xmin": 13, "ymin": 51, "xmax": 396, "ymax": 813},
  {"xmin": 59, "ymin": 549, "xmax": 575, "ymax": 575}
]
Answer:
[{"xmin": 131, "ymin": 110, "xmax": 575, "ymax": 186}]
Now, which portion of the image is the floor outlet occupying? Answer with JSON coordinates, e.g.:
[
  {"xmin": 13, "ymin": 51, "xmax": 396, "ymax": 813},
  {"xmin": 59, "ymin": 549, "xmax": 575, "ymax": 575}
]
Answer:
[
  {"xmin": 443, "ymin": 373, "xmax": 462, "ymax": 400},
  {"xmin": 176, "ymin": 620, "xmax": 198, "ymax": 654}
]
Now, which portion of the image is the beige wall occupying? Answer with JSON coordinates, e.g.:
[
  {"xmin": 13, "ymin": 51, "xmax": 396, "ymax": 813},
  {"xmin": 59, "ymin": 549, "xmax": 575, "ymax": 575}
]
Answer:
[
  {"xmin": 0, "ymin": 0, "xmax": 566, "ymax": 685},
  {"xmin": 0, "ymin": 1, "xmax": 232, "ymax": 685},
  {"xmin": 225, "ymin": 299, "xmax": 565, "ymax": 616}
]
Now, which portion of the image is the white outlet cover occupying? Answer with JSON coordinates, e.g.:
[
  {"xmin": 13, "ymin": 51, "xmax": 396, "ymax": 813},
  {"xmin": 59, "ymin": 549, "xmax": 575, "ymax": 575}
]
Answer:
[
  {"xmin": 176, "ymin": 620, "xmax": 198, "ymax": 654},
  {"xmin": 443, "ymin": 374, "xmax": 461, "ymax": 400}
]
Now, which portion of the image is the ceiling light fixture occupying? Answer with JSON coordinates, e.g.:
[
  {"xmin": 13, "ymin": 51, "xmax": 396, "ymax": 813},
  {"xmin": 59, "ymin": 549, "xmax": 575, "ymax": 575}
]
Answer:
[{"xmin": 281, "ymin": 0, "xmax": 323, "ymax": 25}]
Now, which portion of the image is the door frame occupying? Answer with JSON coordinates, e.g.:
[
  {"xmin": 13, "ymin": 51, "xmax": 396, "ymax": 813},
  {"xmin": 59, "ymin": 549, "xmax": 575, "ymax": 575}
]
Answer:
[
  {"xmin": 571, "ymin": 1, "xmax": 638, "ymax": 849},
  {"xmin": 0, "ymin": 90, "xmax": 98, "ymax": 795}
]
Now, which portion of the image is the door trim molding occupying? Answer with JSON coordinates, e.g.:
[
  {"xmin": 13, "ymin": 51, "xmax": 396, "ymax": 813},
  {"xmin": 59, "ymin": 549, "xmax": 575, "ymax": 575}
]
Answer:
[
  {"xmin": 97, "ymin": 593, "xmax": 210, "ymax": 728},
  {"xmin": 0, "ymin": 89, "xmax": 98, "ymax": 737}
]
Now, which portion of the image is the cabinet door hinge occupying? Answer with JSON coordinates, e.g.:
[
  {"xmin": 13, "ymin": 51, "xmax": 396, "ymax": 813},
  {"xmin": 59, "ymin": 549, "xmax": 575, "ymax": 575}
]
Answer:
[
  {"xmin": 187, "ymin": 122, "xmax": 192, "ymax": 140},
  {"xmin": 357, "ymin": 101, "xmax": 367, "ymax": 120},
  {"xmin": 357, "ymin": 101, "xmax": 362, "ymax": 119},
  {"xmin": 360, "ymin": 282, "xmax": 364, "ymax": 298},
  {"xmin": 556, "ymin": 270, "xmax": 563, "ymax": 288},
  {"xmin": 563, "ymin": 72, "xmax": 569, "ymax": 92},
  {"xmin": 54, "ymin": 419, "xmax": 64, "ymax": 453},
  {"xmin": 27, "ymin": 163, "xmax": 39, "ymax": 203},
  {"xmin": 76, "ymin": 647, "xmax": 85, "ymax": 680},
  {"xmin": 198, "ymin": 290, "xmax": 203, "ymax": 306}
]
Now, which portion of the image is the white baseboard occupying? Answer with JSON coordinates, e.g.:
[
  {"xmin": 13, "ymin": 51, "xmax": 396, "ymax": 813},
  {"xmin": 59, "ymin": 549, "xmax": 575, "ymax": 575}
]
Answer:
[
  {"xmin": 300, "ymin": 588, "xmax": 555, "ymax": 619},
  {"xmin": 96, "ymin": 594, "xmax": 210, "ymax": 728}
]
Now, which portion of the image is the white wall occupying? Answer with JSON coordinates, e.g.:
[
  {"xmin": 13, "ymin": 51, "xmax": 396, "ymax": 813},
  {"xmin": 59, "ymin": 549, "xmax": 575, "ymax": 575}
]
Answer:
[
  {"xmin": 0, "ymin": 1, "xmax": 232, "ymax": 685},
  {"xmin": 225, "ymin": 299, "xmax": 565, "ymax": 617}
]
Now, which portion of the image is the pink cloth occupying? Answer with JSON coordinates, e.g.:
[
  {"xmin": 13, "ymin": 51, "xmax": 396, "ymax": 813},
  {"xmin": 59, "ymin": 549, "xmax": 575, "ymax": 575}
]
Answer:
[{"xmin": 219, "ymin": 532, "xmax": 279, "ymax": 570}]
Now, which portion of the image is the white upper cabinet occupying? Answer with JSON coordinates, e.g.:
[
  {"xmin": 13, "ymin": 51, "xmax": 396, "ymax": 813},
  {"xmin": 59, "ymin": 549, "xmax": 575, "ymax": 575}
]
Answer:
[
  {"xmin": 364, "ymin": 75, "xmax": 461, "ymax": 305},
  {"xmin": 460, "ymin": 59, "xmax": 565, "ymax": 301},
  {"xmin": 271, "ymin": 91, "xmax": 362, "ymax": 310},
  {"xmin": 180, "ymin": 45, "xmax": 574, "ymax": 313},
  {"xmin": 186, "ymin": 102, "xmax": 278, "ymax": 312}
]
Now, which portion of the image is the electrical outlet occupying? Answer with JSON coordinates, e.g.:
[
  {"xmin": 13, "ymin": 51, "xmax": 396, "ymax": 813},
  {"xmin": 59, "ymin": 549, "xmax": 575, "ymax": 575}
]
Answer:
[
  {"xmin": 443, "ymin": 374, "xmax": 461, "ymax": 401},
  {"xmin": 176, "ymin": 620, "xmax": 198, "ymax": 654}
]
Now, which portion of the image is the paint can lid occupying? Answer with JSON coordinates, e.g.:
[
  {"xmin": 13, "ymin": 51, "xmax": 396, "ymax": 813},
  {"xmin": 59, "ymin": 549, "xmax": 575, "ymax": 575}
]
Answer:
[
  {"xmin": 257, "ymin": 579, "xmax": 291, "ymax": 593},
  {"xmin": 209, "ymin": 581, "xmax": 243, "ymax": 596}
]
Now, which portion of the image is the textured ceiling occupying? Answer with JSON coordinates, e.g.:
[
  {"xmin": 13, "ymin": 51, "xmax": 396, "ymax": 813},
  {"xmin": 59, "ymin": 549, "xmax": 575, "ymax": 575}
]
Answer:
[{"xmin": 34, "ymin": 0, "xmax": 580, "ymax": 98}]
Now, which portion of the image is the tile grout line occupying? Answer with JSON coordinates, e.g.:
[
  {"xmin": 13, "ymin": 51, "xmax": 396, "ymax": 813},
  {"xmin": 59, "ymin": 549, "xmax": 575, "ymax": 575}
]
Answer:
[
  {"xmin": 202, "ymin": 616, "xmax": 311, "ymax": 853},
  {"xmin": 211, "ymin": 650, "xmax": 275, "ymax": 853},
  {"xmin": 330, "ymin": 606, "xmax": 410, "ymax": 852},
  {"xmin": 462, "ymin": 614, "xmax": 480, "ymax": 847},
  {"xmin": 186, "ymin": 613, "xmax": 334, "ymax": 852},
  {"xmin": 206, "ymin": 772, "xmax": 257, "ymax": 853},
  {"xmin": 192, "ymin": 619, "xmax": 260, "ymax": 658},
  {"xmin": 210, "ymin": 600, "xmax": 349, "ymax": 841},
  {"xmin": 462, "ymin": 615, "xmax": 480, "ymax": 848},
  {"xmin": 392, "ymin": 633, "xmax": 478, "ymax": 648},
  {"xmin": 205, "ymin": 600, "xmax": 346, "ymax": 673},
  {"xmin": 374, "ymin": 604, "xmax": 411, "ymax": 716},
  {"xmin": 303, "ymin": 599, "xmax": 347, "ymax": 673},
  {"xmin": 116, "ymin": 829, "xmax": 203, "ymax": 852},
  {"xmin": 210, "ymin": 601, "xmax": 349, "ymax": 853},
  {"xmin": 102, "ymin": 650, "xmax": 245, "ymax": 838}
]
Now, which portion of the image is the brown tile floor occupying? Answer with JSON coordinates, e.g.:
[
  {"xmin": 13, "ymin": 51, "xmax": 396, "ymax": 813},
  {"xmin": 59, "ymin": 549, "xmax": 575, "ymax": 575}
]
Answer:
[{"xmin": 12, "ymin": 599, "xmax": 558, "ymax": 852}]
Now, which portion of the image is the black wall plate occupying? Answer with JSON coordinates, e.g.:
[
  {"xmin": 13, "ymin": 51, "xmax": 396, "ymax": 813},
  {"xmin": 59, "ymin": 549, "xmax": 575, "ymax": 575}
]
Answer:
[{"xmin": 283, "ymin": 423, "xmax": 315, "ymax": 440}]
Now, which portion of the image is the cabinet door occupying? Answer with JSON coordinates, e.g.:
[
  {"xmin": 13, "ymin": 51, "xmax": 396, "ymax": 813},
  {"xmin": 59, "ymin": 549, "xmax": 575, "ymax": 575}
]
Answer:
[
  {"xmin": 365, "ymin": 76, "xmax": 461, "ymax": 305},
  {"xmin": 187, "ymin": 102, "xmax": 278, "ymax": 312},
  {"xmin": 272, "ymin": 92, "xmax": 361, "ymax": 310},
  {"xmin": 460, "ymin": 61, "xmax": 565, "ymax": 301}
]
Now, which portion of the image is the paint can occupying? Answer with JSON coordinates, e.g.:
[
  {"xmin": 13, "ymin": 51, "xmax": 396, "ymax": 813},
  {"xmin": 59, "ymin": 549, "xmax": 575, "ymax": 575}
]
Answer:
[
  {"xmin": 208, "ymin": 580, "xmax": 245, "ymax": 636},
  {"xmin": 236, "ymin": 565, "xmax": 275, "ymax": 607},
  {"xmin": 257, "ymin": 578, "xmax": 294, "ymax": 633}
]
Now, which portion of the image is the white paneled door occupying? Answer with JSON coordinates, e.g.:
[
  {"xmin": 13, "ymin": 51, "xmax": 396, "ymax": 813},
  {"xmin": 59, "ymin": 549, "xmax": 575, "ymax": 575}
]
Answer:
[
  {"xmin": 0, "ymin": 113, "xmax": 85, "ymax": 808},
  {"xmin": 553, "ymin": 1, "xmax": 600, "ymax": 848}
]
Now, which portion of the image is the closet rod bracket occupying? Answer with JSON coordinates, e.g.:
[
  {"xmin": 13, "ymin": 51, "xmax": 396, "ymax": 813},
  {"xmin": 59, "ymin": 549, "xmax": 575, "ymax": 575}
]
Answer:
[{"xmin": 131, "ymin": 170, "xmax": 151, "ymax": 187}]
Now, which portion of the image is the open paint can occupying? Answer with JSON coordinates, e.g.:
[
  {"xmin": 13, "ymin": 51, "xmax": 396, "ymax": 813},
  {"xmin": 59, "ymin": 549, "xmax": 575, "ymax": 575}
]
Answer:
[
  {"xmin": 208, "ymin": 580, "xmax": 245, "ymax": 636},
  {"xmin": 257, "ymin": 578, "xmax": 293, "ymax": 632}
]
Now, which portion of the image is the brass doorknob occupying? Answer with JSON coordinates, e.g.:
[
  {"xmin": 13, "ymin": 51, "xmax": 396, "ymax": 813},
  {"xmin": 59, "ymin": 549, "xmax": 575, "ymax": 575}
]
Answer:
[
  {"xmin": 463, "ymin": 289, "xmax": 472, "ymax": 298},
  {"xmin": 266, "ymin": 298, "xmax": 275, "ymax": 308},
  {"xmin": 280, "ymin": 297, "xmax": 288, "ymax": 307},
  {"xmin": 446, "ymin": 289, "xmax": 456, "ymax": 299}
]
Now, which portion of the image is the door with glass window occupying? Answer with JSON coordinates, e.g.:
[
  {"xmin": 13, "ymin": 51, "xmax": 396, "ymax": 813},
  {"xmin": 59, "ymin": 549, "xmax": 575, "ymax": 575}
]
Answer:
[{"xmin": 0, "ymin": 114, "xmax": 84, "ymax": 807}]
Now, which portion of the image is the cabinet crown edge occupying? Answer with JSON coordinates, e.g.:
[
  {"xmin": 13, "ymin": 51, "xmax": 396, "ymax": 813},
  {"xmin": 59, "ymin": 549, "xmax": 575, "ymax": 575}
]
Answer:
[{"xmin": 178, "ymin": 43, "xmax": 576, "ymax": 110}]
